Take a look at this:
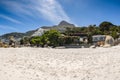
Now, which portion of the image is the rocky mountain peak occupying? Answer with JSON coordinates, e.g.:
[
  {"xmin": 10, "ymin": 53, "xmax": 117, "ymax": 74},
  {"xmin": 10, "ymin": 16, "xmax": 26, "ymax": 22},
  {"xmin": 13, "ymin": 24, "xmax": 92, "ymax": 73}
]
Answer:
[{"xmin": 58, "ymin": 21, "xmax": 75, "ymax": 27}]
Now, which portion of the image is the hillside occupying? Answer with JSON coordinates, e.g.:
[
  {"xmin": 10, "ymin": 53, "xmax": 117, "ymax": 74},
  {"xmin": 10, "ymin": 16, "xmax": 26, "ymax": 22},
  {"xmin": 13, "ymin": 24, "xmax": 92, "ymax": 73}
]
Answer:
[
  {"xmin": 32, "ymin": 20, "xmax": 75, "ymax": 36},
  {"xmin": 0, "ymin": 21, "xmax": 75, "ymax": 40},
  {"xmin": 41, "ymin": 20, "xmax": 75, "ymax": 32},
  {"xmin": 0, "ymin": 30, "xmax": 37, "ymax": 41}
]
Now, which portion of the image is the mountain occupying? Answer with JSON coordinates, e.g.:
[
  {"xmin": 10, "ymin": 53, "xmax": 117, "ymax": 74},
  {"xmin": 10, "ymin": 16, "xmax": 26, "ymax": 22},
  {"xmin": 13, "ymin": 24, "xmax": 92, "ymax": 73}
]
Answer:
[
  {"xmin": 25, "ymin": 29, "xmax": 37, "ymax": 36},
  {"xmin": 0, "ymin": 21, "xmax": 75, "ymax": 41},
  {"xmin": 32, "ymin": 21, "xmax": 75, "ymax": 36},
  {"xmin": 40, "ymin": 20, "xmax": 75, "ymax": 32},
  {"xmin": 0, "ymin": 32, "xmax": 25, "ymax": 42},
  {"xmin": 0, "ymin": 30, "xmax": 37, "ymax": 42},
  {"xmin": 58, "ymin": 20, "xmax": 75, "ymax": 27}
]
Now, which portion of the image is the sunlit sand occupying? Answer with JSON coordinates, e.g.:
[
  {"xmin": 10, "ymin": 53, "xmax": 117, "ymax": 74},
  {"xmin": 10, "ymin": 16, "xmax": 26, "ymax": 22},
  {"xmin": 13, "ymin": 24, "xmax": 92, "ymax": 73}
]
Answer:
[{"xmin": 0, "ymin": 46, "xmax": 120, "ymax": 80}]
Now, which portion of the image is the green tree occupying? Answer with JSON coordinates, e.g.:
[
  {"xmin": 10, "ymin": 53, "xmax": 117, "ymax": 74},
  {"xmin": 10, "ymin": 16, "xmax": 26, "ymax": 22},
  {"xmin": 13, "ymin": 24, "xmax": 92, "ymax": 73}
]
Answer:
[
  {"xmin": 110, "ymin": 31, "xmax": 119, "ymax": 39},
  {"xmin": 40, "ymin": 35, "xmax": 49, "ymax": 47},
  {"xmin": 110, "ymin": 26, "xmax": 119, "ymax": 32},
  {"xmin": 109, "ymin": 26, "xmax": 119, "ymax": 39},
  {"xmin": 43, "ymin": 30, "xmax": 61, "ymax": 47},
  {"xmin": 29, "ymin": 30, "xmax": 61, "ymax": 47},
  {"xmin": 20, "ymin": 37, "xmax": 30, "ymax": 46},
  {"xmin": 30, "ymin": 36, "xmax": 42, "ymax": 47},
  {"xmin": 99, "ymin": 21, "xmax": 114, "ymax": 32}
]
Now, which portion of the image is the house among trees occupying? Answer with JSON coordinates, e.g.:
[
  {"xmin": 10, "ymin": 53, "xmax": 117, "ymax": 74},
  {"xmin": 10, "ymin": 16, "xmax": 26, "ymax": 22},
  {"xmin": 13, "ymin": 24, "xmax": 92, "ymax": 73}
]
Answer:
[
  {"xmin": 59, "ymin": 33, "xmax": 89, "ymax": 48},
  {"xmin": 92, "ymin": 35, "xmax": 114, "ymax": 47},
  {"xmin": 69, "ymin": 33, "xmax": 88, "ymax": 44}
]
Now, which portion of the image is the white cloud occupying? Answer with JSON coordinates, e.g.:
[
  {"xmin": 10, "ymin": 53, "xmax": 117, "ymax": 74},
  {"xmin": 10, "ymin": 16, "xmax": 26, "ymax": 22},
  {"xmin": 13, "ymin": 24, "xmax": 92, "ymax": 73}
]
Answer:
[
  {"xmin": 1, "ymin": 0, "xmax": 71, "ymax": 24},
  {"xmin": 0, "ymin": 14, "xmax": 22, "ymax": 24},
  {"xmin": 36, "ymin": 0, "xmax": 71, "ymax": 23},
  {"xmin": 0, "ymin": 25, "xmax": 18, "ymax": 31}
]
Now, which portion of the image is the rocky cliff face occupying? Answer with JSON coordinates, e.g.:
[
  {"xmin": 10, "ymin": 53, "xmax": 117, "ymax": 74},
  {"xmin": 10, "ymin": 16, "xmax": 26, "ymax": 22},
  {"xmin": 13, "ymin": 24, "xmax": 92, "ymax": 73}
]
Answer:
[{"xmin": 32, "ymin": 28, "xmax": 45, "ymax": 36}]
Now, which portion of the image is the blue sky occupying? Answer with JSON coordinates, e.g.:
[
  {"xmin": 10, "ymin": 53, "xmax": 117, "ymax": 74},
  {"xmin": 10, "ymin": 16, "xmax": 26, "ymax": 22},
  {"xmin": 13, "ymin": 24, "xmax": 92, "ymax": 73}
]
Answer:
[{"xmin": 0, "ymin": 0, "xmax": 120, "ymax": 35}]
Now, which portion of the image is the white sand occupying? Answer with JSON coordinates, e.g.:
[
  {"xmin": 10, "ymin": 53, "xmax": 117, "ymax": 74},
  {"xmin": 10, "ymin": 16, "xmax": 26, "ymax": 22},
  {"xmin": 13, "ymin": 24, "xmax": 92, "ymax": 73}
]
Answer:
[{"xmin": 0, "ymin": 46, "xmax": 120, "ymax": 80}]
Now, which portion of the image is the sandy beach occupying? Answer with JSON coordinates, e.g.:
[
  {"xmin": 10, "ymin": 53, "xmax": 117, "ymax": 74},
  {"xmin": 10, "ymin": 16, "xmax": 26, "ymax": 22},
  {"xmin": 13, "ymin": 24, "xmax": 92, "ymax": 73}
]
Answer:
[{"xmin": 0, "ymin": 46, "xmax": 120, "ymax": 80}]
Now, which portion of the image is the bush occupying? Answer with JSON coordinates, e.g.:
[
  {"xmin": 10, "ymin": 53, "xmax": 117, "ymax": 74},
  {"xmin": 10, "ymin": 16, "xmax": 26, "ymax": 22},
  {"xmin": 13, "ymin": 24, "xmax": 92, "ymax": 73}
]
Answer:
[
  {"xmin": 30, "ymin": 30, "xmax": 61, "ymax": 47},
  {"xmin": 43, "ymin": 30, "xmax": 61, "ymax": 47}
]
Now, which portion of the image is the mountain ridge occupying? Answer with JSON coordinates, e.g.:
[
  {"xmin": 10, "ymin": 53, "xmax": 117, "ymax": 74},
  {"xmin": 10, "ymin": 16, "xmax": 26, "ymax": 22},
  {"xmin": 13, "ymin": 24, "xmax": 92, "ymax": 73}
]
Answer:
[{"xmin": 0, "ymin": 21, "xmax": 75, "ymax": 41}]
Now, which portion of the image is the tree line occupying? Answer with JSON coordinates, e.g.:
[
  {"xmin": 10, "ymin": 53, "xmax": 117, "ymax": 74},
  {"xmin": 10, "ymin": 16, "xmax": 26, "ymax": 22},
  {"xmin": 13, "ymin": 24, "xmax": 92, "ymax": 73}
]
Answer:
[{"xmin": 20, "ymin": 21, "xmax": 120, "ymax": 47}]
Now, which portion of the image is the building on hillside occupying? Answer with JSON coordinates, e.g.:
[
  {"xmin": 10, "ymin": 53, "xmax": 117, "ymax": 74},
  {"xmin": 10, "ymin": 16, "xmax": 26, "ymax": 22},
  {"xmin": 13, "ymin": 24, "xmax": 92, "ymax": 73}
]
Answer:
[
  {"xmin": 92, "ymin": 35, "xmax": 114, "ymax": 47},
  {"xmin": 69, "ymin": 33, "xmax": 88, "ymax": 44},
  {"xmin": 60, "ymin": 33, "xmax": 89, "ymax": 48}
]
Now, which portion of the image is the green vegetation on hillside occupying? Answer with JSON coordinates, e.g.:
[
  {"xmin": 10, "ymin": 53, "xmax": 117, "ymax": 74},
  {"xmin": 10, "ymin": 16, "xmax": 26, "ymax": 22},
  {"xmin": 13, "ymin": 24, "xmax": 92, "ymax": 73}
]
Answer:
[
  {"xmin": 0, "ymin": 21, "xmax": 120, "ymax": 48},
  {"xmin": 30, "ymin": 30, "xmax": 61, "ymax": 47}
]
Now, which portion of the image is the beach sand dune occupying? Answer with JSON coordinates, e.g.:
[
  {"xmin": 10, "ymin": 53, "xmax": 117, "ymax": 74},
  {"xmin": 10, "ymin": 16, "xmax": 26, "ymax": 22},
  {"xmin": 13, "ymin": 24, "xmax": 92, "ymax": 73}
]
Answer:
[{"xmin": 0, "ymin": 46, "xmax": 120, "ymax": 80}]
